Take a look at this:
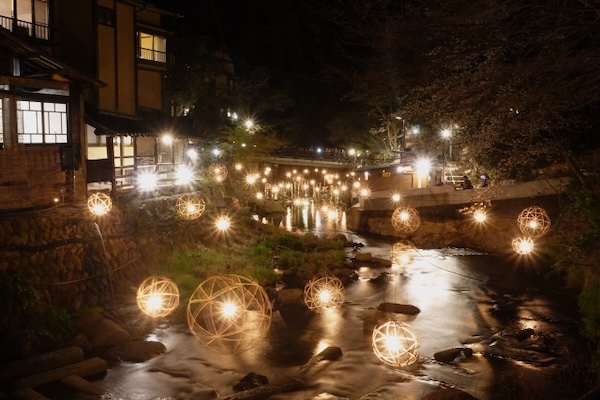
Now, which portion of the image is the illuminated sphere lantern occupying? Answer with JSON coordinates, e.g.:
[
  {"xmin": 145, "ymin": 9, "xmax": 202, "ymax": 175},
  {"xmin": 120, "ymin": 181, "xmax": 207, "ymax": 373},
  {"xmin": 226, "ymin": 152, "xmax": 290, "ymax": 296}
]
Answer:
[
  {"xmin": 473, "ymin": 208, "xmax": 487, "ymax": 223},
  {"xmin": 304, "ymin": 275, "xmax": 345, "ymax": 312},
  {"xmin": 512, "ymin": 236, "xmax": 535, "ymax": 255},
  {"xmin": 391, "ymin": 242, "xmax": 415, "ymax": 268},
  {"xmin": 187, "ymin": 274, "xmax": 272, "ymax": 354},
  {"xmin": 136, "ymin": 276, "xmax": 180, "ymax": 318},
  {"xmin": 175, "ymin": 194, "xmax": 206, "ymax": 220},
  {"xmin": 87, "ymin": 192, "xmax": 112, "ymax": 216},
  {"xmin": 517, "ymin": 206, "xmax": 551, "ymax": 238},
  {"xmin": 372, "ymin": 320, "xmax": 419, "ymax": 367},
  {"xmin": 391, "ymin": 207, "xmax": 421, "ymax": 233},
  {"xmin": 209, "ymin": 163, "xmax": 228, "ymax": 184}
]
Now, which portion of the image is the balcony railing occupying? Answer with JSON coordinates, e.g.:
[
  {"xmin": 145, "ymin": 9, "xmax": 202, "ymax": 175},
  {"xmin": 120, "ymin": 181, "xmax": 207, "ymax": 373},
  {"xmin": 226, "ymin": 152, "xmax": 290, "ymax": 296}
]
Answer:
[
  {"xmin": 0, "ymin": 15, "xmax": 50, "ymax": 40},
  {"xmin": 138, "ymin": 47, "xmax": 167, "ymax": 63}
]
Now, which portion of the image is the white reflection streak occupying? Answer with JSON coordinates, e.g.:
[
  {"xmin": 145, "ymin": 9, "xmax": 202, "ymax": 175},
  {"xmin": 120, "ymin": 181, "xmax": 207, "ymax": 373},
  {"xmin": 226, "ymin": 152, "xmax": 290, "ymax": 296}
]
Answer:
[
  {"xmin": 318, "ymin": 308, "xmax": 343, "ymax": 342},
  {"xmin": 302, "ymin": 205, "xmax": 309, "ymax": 229},
  {"xmin": 403, "ymin": 258, "xmax": 455, "ymax": 310},
  {"xmin": 285, "ymin": 206, "xmax": 293, "ymax": 232},
  {"xmin": 314, "ymin": 210, "xmax": 322, "ymax": 231}
]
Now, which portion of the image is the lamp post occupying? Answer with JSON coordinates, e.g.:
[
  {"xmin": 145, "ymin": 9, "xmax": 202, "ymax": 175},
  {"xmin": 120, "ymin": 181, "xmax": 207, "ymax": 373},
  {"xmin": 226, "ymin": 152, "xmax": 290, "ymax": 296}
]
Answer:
[
  {"xmin": 440, "ymin": 128, "xmax": 452, "ymax": 184},
  {"xmin": 441, "ymin": 128, "xmax": 452, "ymax": 160}
]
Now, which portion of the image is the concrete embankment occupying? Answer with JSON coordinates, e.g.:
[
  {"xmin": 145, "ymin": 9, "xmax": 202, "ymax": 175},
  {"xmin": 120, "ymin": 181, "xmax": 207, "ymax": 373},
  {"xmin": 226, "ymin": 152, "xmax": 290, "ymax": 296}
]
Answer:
[{"xmin": 346, "ymin": 178, "xmax": 567, "ymax": 255}]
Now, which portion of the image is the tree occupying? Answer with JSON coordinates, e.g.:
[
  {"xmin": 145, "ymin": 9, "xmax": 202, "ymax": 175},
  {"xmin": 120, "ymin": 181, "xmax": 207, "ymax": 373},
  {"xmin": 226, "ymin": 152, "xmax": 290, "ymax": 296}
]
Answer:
[
  {"xmin": 352, "ymin": 0, "xmax": 600, "ymax": 183},
  {"xmin": 167, "ymin": 36, "xmax": 294, "ymax": 149}
]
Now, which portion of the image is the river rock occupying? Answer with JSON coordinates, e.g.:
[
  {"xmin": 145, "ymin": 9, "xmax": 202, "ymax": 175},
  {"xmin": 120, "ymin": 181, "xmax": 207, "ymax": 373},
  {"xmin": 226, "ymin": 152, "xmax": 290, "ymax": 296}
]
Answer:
[
  {"xmin": 108, "ymin": 340, "xmax": 166, "ymax": 362},
  {"xmin": 371, "ymin": 257, "xmax": 392, "ymax": 268},
  {"xmin": 274, "ymin": 288, "xmax": 312, "ymax": 328},
  {"xmin": 353, "ymin": 253, "xmax": 373, "ymax": 262},
  {"xmin": 433, "ymin": 347, "xmax": 474, "ymax": 363},
  {"xmin": 74, "ymin": 312, "xmax": 131, "ymax": 347},
  {"xmin": 377, "ymin": 302, "xmax": 421, "ymax": 315},
  {"xmin": 515, "ymin": 327, "xmax": 535, "ymax": 340},
  {"xmin": 233, "ymin": 371, "xmax": 269, "ymax": 391},
  {"xmin": 309, "ymin": 346, "xmax": 343, "ymax": 363}
]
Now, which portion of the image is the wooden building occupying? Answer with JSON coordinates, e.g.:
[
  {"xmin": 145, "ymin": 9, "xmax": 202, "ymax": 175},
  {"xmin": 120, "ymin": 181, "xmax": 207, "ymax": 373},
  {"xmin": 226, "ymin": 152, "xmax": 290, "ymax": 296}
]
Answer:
[
  {"xmin": 0, "ymin": 0, "xmax": 197, "ymax": 211},
  {"xmin": 0, "ymin": 10, "xmax": 102, "ymax": 211}
]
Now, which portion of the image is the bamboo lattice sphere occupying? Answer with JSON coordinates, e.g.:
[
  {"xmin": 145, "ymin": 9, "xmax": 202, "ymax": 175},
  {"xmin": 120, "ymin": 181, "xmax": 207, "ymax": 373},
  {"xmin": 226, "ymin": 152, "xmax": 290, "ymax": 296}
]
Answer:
[
  {"xmin": 304, "ymin": 275, "xmax": 345, "ymax": 312},
  {"xmin": 517, "ymin": 206, "xmax": 551, "ymax": 237},
  {"xmin": 136, "ymin": 276, "xmax": 180, "ymax": 318},
  {"xmin": 87, "ymin": 192, "xmax": 113, "ymax": 216},
  {"xmin": 512, "ymin": 236, "xmax": 535, "ymax": 255},
  {"xmin": 187, "ymin": 274, "xmax": 272, "ymax": 354},
  {"xmin": 372, "ymin": 320, "xmax": 419, "ymax": 367},
  {"xmin": 391, "ymin": 242, "xmax": 415, "ymax": 267},
  {"xmin": 175, "ymin": 194, "xmax": 206, "ymax": 220},
  {"xmin": 209, "ymin": 163, "xmax": 228, "ymax": 183},
  {"xmin": 391, "ymin": 207, "xmax": 421, "ymax": 233}
]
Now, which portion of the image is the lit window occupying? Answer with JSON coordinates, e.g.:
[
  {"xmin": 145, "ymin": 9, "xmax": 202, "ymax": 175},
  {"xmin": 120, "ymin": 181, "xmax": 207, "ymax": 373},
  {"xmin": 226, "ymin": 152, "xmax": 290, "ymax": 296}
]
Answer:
[
  {"xmin": 17, "ymin": 100, "xmax": 68, "ymax": 144},
  {"xmin": 138, "ymin": 32, "xmax": 166, "ymax": 63}
]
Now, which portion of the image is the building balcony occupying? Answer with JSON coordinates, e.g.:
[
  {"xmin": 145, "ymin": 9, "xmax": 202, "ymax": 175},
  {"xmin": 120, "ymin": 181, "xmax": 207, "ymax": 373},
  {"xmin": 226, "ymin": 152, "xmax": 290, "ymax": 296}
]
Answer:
[
  {"xmin": 137, "ymin": 47, "xmax": 175, "ymax": 64},
  {"xmin": 0, "ymin": 15, "xmax": 50, "ymax": 41}
]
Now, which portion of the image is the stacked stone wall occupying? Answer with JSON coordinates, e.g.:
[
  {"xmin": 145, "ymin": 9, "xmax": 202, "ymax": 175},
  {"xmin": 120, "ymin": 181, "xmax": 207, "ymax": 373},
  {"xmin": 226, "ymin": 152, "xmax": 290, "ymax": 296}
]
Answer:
[{"xmin": 0, "ymin": 205, "xmax": 145, "ymax": 311}]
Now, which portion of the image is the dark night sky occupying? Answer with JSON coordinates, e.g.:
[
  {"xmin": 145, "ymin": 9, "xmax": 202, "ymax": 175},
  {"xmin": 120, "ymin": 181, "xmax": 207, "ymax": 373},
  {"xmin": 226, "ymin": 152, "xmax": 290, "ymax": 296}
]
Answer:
[{"xmin": 152, "ymin": 0, "xmax": 352, "ymax": 146}]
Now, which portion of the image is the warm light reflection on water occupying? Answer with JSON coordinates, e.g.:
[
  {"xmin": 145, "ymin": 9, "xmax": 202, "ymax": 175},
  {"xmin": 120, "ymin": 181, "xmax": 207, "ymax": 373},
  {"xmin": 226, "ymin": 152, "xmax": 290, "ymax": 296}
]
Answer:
[
  {"xmin": 69, "ymin": 206, "xmax": 578, "ymax": 400},
  {"xmin": 284, "ymin": 201, "xmax": 348, "ymax": 236}
]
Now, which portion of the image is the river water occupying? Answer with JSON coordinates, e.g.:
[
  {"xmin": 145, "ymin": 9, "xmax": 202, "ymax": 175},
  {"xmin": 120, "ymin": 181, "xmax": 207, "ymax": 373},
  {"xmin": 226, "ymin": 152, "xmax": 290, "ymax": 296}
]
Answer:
[{"xmin": 52, "ymin": 205, "xmax": 587, "ymax": 400}]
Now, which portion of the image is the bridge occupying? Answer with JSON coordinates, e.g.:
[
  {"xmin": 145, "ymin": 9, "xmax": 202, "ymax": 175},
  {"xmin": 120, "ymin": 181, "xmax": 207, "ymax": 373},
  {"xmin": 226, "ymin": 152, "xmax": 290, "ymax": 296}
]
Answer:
[{"xmin": 261, "ymin": 156, "xmax": 351, "ymax": 170}]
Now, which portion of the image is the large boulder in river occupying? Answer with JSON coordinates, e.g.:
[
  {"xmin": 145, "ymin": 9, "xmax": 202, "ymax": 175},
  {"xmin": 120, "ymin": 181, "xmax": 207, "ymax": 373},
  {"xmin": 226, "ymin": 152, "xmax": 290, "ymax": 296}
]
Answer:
[
  {"xmin": 274, "ymin": 288, "xmax": 312, "ymax": 328},
  {"xmin": 108, "ymin": 340, "xmax": 166, "ymax": 362},
  {"xmin": 74, "ymin": 311, "xmax": 131, "ymax": 347},
  {"xmin": 433, "ymin": 347, "xmax": 474, "ymax": 363},
  {"xmin": 377, "ymin": 302, "xmax": 420, "ymax": 315}
]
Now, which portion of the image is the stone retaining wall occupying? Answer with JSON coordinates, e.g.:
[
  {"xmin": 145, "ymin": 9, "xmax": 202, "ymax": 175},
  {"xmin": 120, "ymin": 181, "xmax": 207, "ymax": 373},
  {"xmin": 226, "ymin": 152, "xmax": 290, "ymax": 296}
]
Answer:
[
  {"xmin": 0, "ymin": 204, "xmax": 145, "ymax": 310},
  {"xmin": 347, "ymin": 194, "xmax": 562, "ymax": 255}
]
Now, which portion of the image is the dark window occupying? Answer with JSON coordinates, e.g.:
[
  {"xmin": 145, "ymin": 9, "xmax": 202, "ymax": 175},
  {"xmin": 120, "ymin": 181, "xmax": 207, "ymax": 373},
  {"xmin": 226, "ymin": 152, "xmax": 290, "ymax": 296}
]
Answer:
[{"xmin": 98, "ymin": 6, "xmax": 114, "ymax": 26}]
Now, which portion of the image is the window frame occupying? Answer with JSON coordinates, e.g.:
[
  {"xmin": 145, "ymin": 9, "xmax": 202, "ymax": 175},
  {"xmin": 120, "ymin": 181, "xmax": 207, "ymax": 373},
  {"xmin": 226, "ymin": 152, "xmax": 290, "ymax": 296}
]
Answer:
[{"xmin": 16, "ymin": 99, "xmax": 69, "ymax": 145}]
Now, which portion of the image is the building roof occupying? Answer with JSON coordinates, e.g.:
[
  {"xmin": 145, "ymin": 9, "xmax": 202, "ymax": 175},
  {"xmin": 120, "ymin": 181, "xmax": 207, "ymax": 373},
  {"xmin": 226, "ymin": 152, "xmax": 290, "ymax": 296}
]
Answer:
[
  {"xmin": 86, "ymin": 108, "xmax": 197, "ymax": 138},
  {"xmin": 0, "ymin": 27, "xmax": 105, "ymax": 88}
]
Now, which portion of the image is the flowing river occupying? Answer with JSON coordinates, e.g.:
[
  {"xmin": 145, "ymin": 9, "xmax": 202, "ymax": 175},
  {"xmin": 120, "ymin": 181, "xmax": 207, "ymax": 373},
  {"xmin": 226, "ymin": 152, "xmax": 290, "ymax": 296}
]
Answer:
[{"xmin": 48, "ymin": 205, "xmax": 586, "ymax": 400}]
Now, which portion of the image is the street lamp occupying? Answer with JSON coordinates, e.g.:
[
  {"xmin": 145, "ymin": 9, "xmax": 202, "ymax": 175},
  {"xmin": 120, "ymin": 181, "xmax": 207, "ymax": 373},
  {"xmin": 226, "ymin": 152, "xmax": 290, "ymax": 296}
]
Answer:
[{"xmin": 440, "ymin": 128, "xmax": 452, "ymax": 160}]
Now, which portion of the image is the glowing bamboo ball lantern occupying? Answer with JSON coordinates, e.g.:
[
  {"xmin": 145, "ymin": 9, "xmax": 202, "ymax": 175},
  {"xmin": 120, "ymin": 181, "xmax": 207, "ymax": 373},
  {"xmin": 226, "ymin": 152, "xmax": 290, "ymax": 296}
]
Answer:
[
  {"xmin": 512, "ymin": 236, "xmax": 535, "ymax": 255},
  {"xmin": 372, "ymin": 320, "xmax": 419, "ymax": 367},
  {"xmin": 304, "ymin": 275, "xmax": 345, "ymax": 312},
  {"xmin": 391, "ymin": 207, "xmax": 421, "ymax": 233},
  {"xmin": 187, "ymin": 274, "xmax": 272, "ymax": 354},
  {"xmin": 391, "ymin": 242, "xmax": 415, "ymax": 268},
  {"xmin": 209, "ymin": 163, "xmax": 228, "ymax": 183},
  {"xmin": 87, "ymin": 192, "xmax": 113, "ymax": 216},
  {"xmin": 473, "ymin": 208, "xmax": 487, "ymax": 223},
  {"xmin": 175, "ymin": 194, "xmax": 206, "ymax": 220},
  {"xmin": 136, "ymin": 276, "xmax": 180, "ymax": 318},
  {"xmin": 517, "ymin": 206, "xmax": 551, "ymax": 237}
]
